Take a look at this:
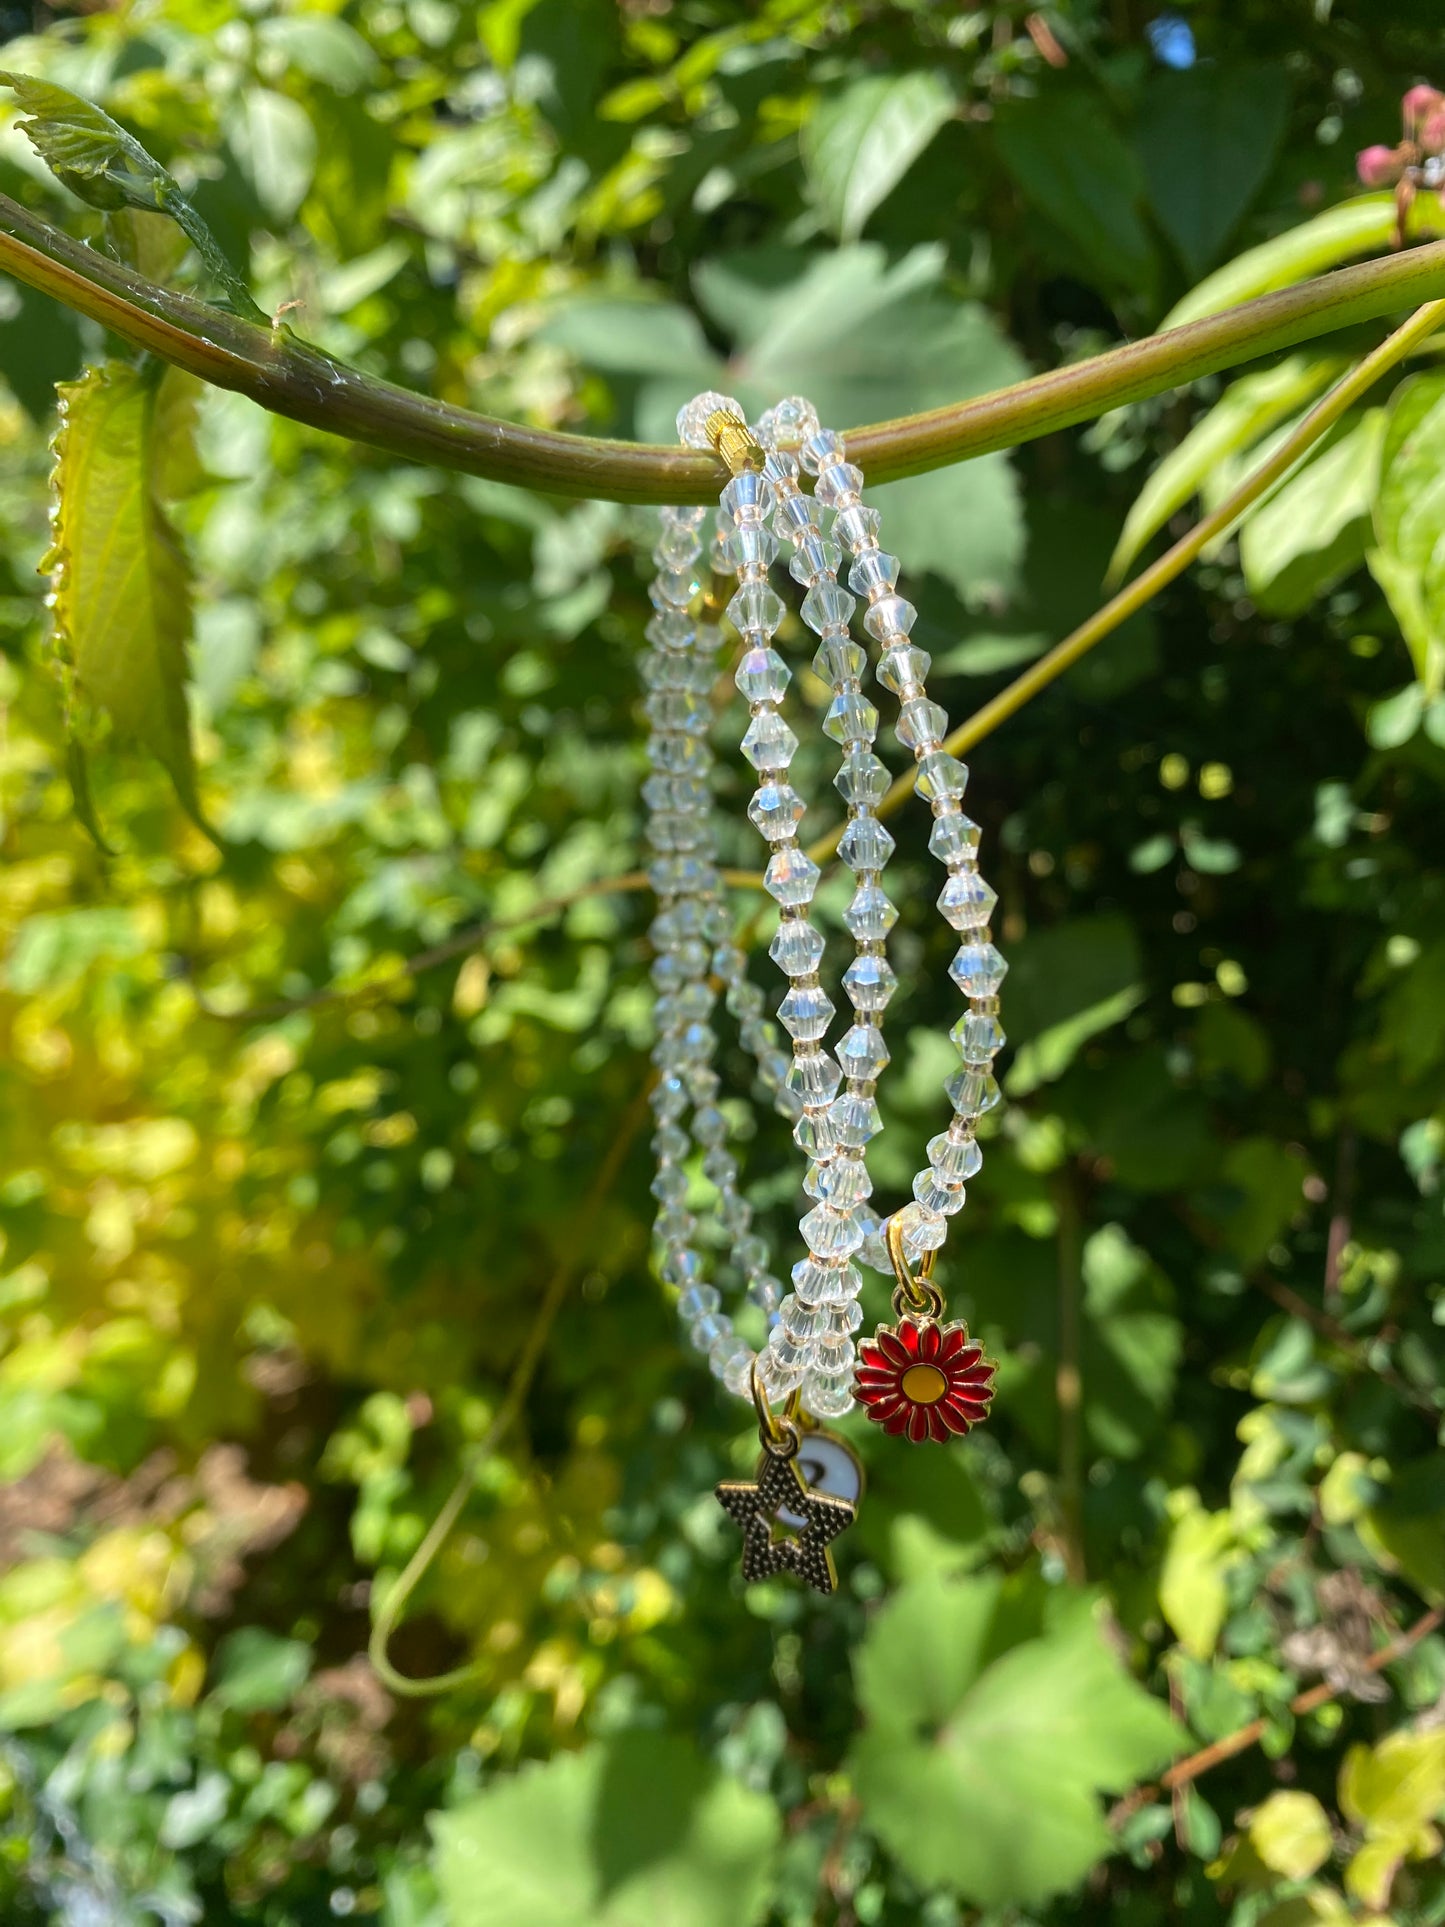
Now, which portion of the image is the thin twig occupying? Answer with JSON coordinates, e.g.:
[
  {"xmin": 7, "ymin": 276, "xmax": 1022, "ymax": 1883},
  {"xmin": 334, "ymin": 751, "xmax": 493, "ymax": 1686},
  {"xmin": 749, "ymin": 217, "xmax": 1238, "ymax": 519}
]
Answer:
[
  {"xmin": 1112, "ymin": 1606, "xmax": 1445, "ymax": 1823},
  {"xmin": 1324, "ymin": 1127, "xmax": 1357, "ymax": 1310},
  {"xmin": 2, "ymin": 187, "xmax": 1445, "ymax": 501},
  {"xmin": 1252, "ymin": 1272, "xmax": 1437, "ymax": 1420},
  {"xmin": 202, "ymin": 868, "xmax": 764, "ymax": 1024},
  {"xmin": 1055, "ymin": 1165, "xmax": 1086, "ymax": 1585},
  {"xmin": 805, "ymin": 299, "xmax": 1445, "ymax": 864},
  {"xmin": 368, "ymin": 1082, "xmax": 652, "ymax": 1698}
]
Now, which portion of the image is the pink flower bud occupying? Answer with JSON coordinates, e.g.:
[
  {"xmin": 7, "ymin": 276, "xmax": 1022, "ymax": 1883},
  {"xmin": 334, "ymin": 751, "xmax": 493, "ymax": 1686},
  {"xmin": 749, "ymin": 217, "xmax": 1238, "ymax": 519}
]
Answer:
[
  {"xmin": 1357, "ymin": 143, "xmax": 1403, "ymax": 188},
  {"xmin": 1402, "ymin": 83, "xmax": 1445, "ymax": 128}
]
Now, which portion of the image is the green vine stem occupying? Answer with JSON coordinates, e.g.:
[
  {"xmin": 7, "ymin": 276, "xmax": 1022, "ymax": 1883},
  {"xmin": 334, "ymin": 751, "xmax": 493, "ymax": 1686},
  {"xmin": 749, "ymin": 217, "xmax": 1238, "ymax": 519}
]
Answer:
[
  {"xmin": 3, "ymin": 188, "xmax": 1445, "ymax": 501},
  {"xmin": 804, "ymin": 297, "xmax": 1445, "ymax": 865}
]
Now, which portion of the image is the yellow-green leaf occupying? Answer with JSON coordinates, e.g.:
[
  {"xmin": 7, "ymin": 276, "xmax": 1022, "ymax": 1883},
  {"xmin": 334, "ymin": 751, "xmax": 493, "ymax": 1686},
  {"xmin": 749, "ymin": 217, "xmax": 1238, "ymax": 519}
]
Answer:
[
  {"xmin": 1158, "ymin": 1492, "xmax": 1240, "ymax": 1659},
  {"xmin": 1254, "ymin": 1892, "xmax": 1355, "ymax": 1927},
  {"xmin": 0, "ymin": 69, "xmax": 143, "ymax": 208},
  {"xmin": 1240, "ymin": 409, "xmax": 1384, "ymax": 617},
  {"xmin": 1339, "ymin": 1730, "xmax": 1445, "ymax": 1842},
  {"xmin": 1318, "ymin": 1450, "xmax": 1379, "ymax": 1527},
  {"xmin": 1108, "ymin": 355, "xmax": 1345, "ymax": 583},
  {"xmin": 803, "ymin": 72, "xmax": 955, "ymax": 243},
  {"xmin": 1369, "ymin": 370, "xmax": 1445, "ymax": 697},
  {"xmin": 1161, "ymin": 195, "xmax": 1440, "ymax": 330},
  {"xmin": 1249, "ymin": 1791, "xmax": 1333, "ymax": 1881},
  {"xmin": 0, "ymin": 70, "xmax": 266, "ymax": 320},
  {"xmin": 47, "ymin": 360, "xmax": 203, "ymax": 824},
  {"xmin": 1344, "ymin": 1836, "xmax": 1406, "ymax": 1911}
]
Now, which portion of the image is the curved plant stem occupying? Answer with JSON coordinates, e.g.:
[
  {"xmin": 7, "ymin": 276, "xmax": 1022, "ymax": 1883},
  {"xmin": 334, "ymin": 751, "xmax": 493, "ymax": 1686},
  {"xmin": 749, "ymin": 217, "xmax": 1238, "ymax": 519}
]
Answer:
[
  {"xmin": 805, "ymin": 298, "xmax": 1445, "ymax": 866},
  {"xmin": 3, "ymin": 188, "xmax": 1445, "ymax": 501},
  {"xmin": 198, "ymin": 303, "xmax": 1445, "ymax": 1019}
]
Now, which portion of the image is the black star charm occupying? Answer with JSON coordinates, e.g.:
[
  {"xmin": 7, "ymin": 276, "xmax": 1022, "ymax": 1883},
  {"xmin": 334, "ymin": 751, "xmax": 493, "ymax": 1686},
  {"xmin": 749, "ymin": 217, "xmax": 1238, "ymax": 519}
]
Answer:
[{"xmin": 715, "ymin": 1450, "xmax": 856, "ymax": 1594}]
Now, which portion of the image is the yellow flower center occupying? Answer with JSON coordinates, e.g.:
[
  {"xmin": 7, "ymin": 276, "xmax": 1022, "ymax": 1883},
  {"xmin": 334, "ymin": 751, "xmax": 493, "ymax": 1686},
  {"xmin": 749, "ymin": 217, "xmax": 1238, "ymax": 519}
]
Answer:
[{"xmin": 900, "ymin": 1363, "xmax": 948, "ymax": 1404}]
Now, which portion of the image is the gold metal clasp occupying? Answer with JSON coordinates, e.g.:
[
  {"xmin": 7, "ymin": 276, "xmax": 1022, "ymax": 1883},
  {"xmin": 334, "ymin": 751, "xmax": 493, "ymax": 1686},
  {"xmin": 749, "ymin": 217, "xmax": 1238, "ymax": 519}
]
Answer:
[{"xmin": 705, "ymin": 407, "xmax": 765, "ymax": 475}]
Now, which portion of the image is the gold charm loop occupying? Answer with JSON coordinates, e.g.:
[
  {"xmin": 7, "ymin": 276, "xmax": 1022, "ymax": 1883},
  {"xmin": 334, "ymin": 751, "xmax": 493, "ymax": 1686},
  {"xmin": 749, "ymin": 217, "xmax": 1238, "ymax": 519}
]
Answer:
[
  {"xmin": 886, "ymin": 1212, "xmax": 945, "ymax": 1322},
  {"xmin": 750, "ymin": 1356, "xmax": 802, "ymax": 1459}
]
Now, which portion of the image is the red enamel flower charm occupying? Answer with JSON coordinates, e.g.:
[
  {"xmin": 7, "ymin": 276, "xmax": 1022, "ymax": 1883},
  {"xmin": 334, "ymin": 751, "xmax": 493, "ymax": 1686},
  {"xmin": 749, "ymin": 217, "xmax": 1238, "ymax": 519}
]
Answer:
[{"xmin": 854, "ymin": 1315, "xmax": 996, "ymax": 1443}]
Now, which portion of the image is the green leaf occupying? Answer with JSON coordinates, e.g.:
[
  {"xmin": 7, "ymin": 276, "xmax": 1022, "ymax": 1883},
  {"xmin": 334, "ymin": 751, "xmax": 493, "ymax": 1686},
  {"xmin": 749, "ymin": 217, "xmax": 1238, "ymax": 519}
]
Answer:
[
  {"xmin": 0, "ymin": 1603, "xmax": 129, "ymax": 1728},
  {"xmin": 1260, "ymin": 1899, "xmax": 1355, "ymax": 1927},
  {"xmin": 802, "ymin": 71, "xmax": 954, "ymax": 242},
  {"xmin": 210, "ymin": 1629, "xmax": 311, "ymax": 1712},
  {"xmin": 715, "ymin": 246, "xmax": 1026, "ymax": 605},
  {"xmin": 1365, "ymin": 682, "xmax": 1424, "ymax": 749},
  {"xmin": 0, "ymin": 70, "xmax": 266, "ymax": 320},
  {"xmin": 1081, "ymin": 1224, "xmax": 1183, "ymax": 1458},
  {"xmin": 1344, "ymin": 1834, "xmax": 1411, "ymax": 1910},
  {"xmin": 1193, "ymin": 1002, "xmax": 1271, "ymax": 1089},
  {"xmin": 0, "ymin": 68, "xmax": 159, "ymax": 210},
  {"xmin": 535, "ymin": 297, "xmax": 717, "ymax": 380},
  {"xmin": 1001, "ymin": 916, "xmax": 1144, "ymax": 1094},
  {"xmin": 160, "ymin": 1771, "xmax": 232, "ymax": 1850},
  {"xmin": 1161, "ymin": 195, "xmax": 1400, "ymax": 329},
  {"xmin": 853, "ymin": 1572, "xmax": 1014, "ymax": 1729},
  {"xmin": 695, "ymin": 243, "xmax": 1028, "ymax": 437},
  {"xmin": 1180, "ymin": 823, "xmax": 1242, "ymax": 874},
  {"xmin": 1250, "ymin": 1320, "xmax": 1332, "ymax": 1406},
  {"xmin": 964, "ymin": 1224, "xmax": 1180, "ymax": 1460},
  {"xmin": 549, "ymin": 244, "xmax": 1027, "ymax": 606},
  {"xmin": 433, "ymin": 1750, "xmax": 595, "ymax": 1927},
  {"xmin": 1369, "ymin": 371, "xmax": 1445, "ymax": 696},
  {"xmin": 1178, "ymin": 1786, "xmax": 1224, "ymax": 1861},
  {"xmin": 1136, "ymin": 64, "xmax": 1289, "ymax": 277},
  {"xmin": 864, "ymin": 458, "xmax": 1023, "ymax": 610},
  {"xmin": 1109, "ymin": 355, "xmax": 1344, "ymax": 583},
  {"xmin": 1073, "ymin": 1048, "xmax": 1217, "ymax": 1192},
  {"xmin": 257, "ymin": 15, "xmax": 379, "ymax": 93},
  {"xmin": 1007, "ymin": 985, "xmax": 1144, "ymax": 1096},
  {"xmin": 1201, "ymin": 1138, "xmax": 1309, "ymax": 1263},
  {"xmin": 230, "ymin": 86, "xmax": 318, "ymax": 223},
  {"xmin": 1249, "ymin": 1791, "xmax": 1332, "ymax": 1880},
  {"xmin": 1360, "ymin": 1453, "xmax": 1445, "ymax": 1600},
  {"xmin": 850, "ymin": 1580, "xmax": 1178, "ymax": 1907},
  {"xmin": 995, "ymin": 91, "xmax": 1154, "ymax": 293},
  {"xmin": 936, "ymin": 630, "xmax": 1048, "ymax": 676},
  {"xmin": 430, "ymin": 1733, "xmax": 780, "ymax": 1927},
  {"xmin": 47, "ymin": 360, "xmax": 205, "ymax": 825},
  {"xmin": 855, "ymin": 1445, "xmax": 990, "ymax": 1582},
  {"xmin": 1319, "ymin": 1451, "xmax": 1379, "ymax": 1527},
  {"xmin": 6, "ymin": 907, "xmax": 142, "ymax": 993},
  {"xmin": 1240, "ymin": 411, "xmax": 1383, "ymax": 616}
]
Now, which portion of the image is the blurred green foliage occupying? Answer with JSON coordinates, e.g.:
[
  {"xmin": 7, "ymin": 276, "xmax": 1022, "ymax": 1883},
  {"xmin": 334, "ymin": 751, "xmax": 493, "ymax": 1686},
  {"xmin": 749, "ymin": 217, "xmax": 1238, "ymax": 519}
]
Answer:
[{"xmin": 0, "ymin": 0, "xmax": 1441, "ymax": 1923}]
